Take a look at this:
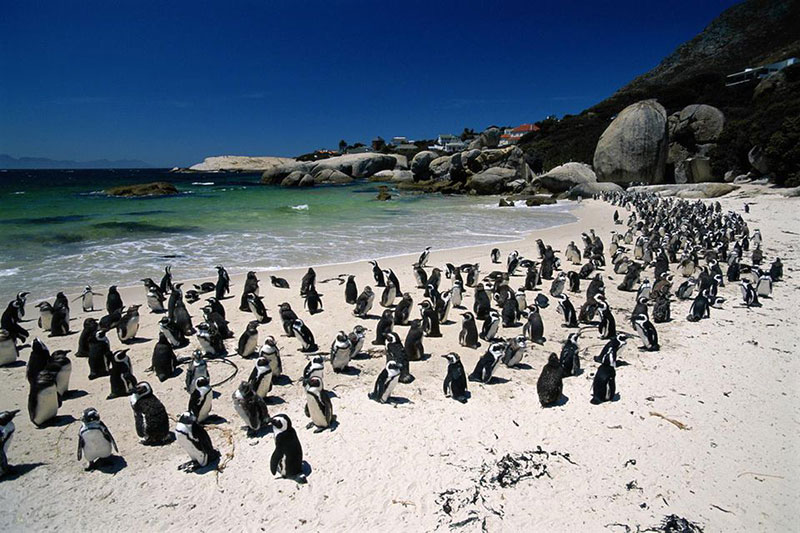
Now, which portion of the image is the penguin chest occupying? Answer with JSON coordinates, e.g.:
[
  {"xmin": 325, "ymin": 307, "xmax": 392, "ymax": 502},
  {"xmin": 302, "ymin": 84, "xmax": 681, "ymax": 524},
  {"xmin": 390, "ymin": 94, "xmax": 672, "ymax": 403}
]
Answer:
[
  {"xmin": 81, "ymin": 429, "xmax": 113, "ymax": 462},
  {"xmin": 40, "ymin": 312, "xmax": 53, "ymax": 331},
  {"xmin": 176, "ymin": 429, "xmax": 206, "ymax": 465},
  {"xmin": 32, "ymin": 387, "xmax": 59, "ymax": 425},
  {"xmin": 331, "ymin": 348, "xmax": 349, "ymax": 370},
  {"xmin": 382, "ymin": 375, "xmax": 399, "ymax": 402},
  {"xmin": 306, "ymin": 394, "xmax": 329, "ymax": 427},
  {"xmin": 242, "ymin": 336, "xmax": 257, "ymax": 356},
  {"xmin": 83, "ymin": 294, "xmax": 94, "ymax": 311},
  {"xmin": 198, "ymin": 395, "xmax": 212, "ymax": 422},
  {"xmin": 255, "ymin": 375, "xmax": 272, "ymax": 398},
  {"xmin": 2, "ymin": 423, "xmax": 15, "ymax": 454},
  {"xmin": 55, "ymin": 365, "xmax": 71, "ymax": 396},
  {"xmin": 0, "ymin": 340, "xmax": 18, "ymax": 366},
  {"xmin": 147, "ymin": 296, "xmax": 164, "ymax": 312}
]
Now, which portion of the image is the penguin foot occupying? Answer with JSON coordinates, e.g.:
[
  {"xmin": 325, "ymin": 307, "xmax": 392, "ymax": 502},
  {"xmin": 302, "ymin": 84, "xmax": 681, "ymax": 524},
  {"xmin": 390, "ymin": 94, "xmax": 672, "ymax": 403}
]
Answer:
[
  {"xmin": 305, "ymin": 422, "xmax": 314, "ymax": 429},
  {"xmin": 313, "ymin": 426, "xmax": 326, "ymax": 434},
  {"xmin": 178, "ymin": 460, "xmax": 198, "ymax": 472}
]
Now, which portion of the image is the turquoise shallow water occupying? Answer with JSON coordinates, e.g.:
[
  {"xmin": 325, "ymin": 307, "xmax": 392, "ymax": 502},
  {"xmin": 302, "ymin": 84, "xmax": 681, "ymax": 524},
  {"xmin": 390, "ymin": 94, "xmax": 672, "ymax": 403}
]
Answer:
[{"xmin": 0, "ymin": 169, "xmax": 576, "ymax": 302}]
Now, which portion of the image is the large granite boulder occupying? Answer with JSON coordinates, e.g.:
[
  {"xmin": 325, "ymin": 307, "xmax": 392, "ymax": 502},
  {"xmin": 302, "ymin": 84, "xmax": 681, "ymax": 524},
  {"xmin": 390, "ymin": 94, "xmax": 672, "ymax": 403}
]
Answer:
[
  {"xmin": 388, "ymin": 154, "xmax": 409, "ymax": 170},
  {"xmin": 261, "ymin": 161, "xmax": 309, "ymax": 184},
  {"xmin": 411, "ymin": 151, "xmax": 439, "ymax": 180},
  {"xmin": 628, "ymin": 183, "xmax": 738, "ymax": 198},
  {"xmin": 280, "ymin": 171, "xmax": 307, "ymax": 187},
  {"xmin": 190, "ymin": 155, "xmax": 295, "ymax": 172},
  {"xmin": 593, "ymin": 100, "xmax": 668, "ymax": 184},
  {"xmin": 313, "ymin": 168, "xmax": 354, "ymax": 184},
  {"xmin": 468, "ymin": 127, "xmax": 501, "ymax": 150},
  {"xmin": 429, "ymin": 156, "xmax": 452, "ymax": 179},
  {"xmin": 535, "ymin": 162, "xmax": 597, "ymax": 193},
  {"xmin": 371, "ymin": 169, "xmax": 414, "ymax": 183},
  {"xmin": 748, "ymin": 145, "xmax": 770, "ymax": 174},
  {"xmin": 466, "ymin": 167, "xmax": 517, "ymax": 194},
  {"xmin": 312, "ymin": 153, "xmax": 395, "ymax": 178},
  {"xmin": 566, "ymin": 181, "xmax": 623, "ymax": 199},
  {"xmin": 677, "ymin": 104, "xmax": 724, "ymax": 144},
  {"xmin": 105, "ymin": 182, "xmax": 179, "ymax": 197}
]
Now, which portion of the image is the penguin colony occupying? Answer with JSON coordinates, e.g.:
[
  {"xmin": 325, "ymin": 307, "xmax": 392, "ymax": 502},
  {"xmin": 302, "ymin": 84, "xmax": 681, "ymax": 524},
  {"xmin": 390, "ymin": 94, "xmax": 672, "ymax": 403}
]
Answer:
[{"xmin": 0, "ymin": 192, "xmax": 784, "ymax": 483}]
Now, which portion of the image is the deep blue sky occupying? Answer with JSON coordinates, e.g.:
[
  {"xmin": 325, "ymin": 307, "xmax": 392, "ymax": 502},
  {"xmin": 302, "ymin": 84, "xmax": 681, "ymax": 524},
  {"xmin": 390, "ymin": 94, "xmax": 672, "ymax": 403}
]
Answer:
[{"xmin": 1, "ymin": 0, "xmax": 740, "ymax": 167}]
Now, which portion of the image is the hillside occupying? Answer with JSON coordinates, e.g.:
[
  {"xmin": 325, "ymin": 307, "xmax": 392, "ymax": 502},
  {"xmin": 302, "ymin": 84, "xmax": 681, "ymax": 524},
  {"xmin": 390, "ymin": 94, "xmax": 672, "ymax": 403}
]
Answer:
[{"xmin": 519, "ymin": 0, "xmax": 800, "ymax": 185}]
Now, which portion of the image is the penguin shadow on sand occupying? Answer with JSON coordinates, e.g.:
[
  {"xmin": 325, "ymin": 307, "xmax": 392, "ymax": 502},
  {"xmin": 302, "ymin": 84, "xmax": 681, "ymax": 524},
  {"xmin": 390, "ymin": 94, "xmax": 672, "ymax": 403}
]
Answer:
[
  {"xmin": 2, "ymin": 359, "xmax": 26, "ymax": 368},
  {"xmin": 0, "ymin": 462, "xmax": 46, "ymax": 481},
  {"xmin": 543, "ymin": 393, "xmax": 570, "ymax": 408},
  {"xmin": 63, "ymin": 389, "xmax": 89, "ymax": 400},
  {"xmin": 511, "ymin": 362, "xmax": 534, "ymax": 371},
  {"xmin": 336, "ymin": 366, "xmax": 361, "ymax": 377},
  {"xmin": 40, "ymin": 414, "xmax": 77, "ymax": 428},
  {"xmin": 264, "ymin": 395, "xmax": 286, "ymax": 406},
  {"xmin": 272, "ymin": 374, "xmax": 293, "ymax": 386},
  {"xmin": 202, "ymin": 414, "xmax": 228, "ymax": 425},
  {"xmin": 120, "ymin": 337, "xmax": 151, "ymax": 345},
  {"xmin": 90, "ymin": 455, "xmax": 128, "ymax": 475}
]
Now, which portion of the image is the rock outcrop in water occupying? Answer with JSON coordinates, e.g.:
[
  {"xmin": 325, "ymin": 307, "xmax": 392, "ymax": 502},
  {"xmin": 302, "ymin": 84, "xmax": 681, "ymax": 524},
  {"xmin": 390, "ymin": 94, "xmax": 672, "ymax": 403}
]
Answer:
[{"xmin": 105, "ymin": 182, "xmax": 179, "ymax": 197}]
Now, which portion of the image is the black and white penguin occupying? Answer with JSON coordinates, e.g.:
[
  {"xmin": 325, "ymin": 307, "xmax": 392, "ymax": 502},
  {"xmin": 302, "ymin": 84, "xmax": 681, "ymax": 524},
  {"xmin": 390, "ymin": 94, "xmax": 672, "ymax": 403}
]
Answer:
[
  {"xmin": 459, "ymin": 312, "xmax": 480, "ymax": 349},
  {"xmin": 0, "ymin": 328, "xmax": 20, "ymax": 367},
  {"xmin": 75, "ymin": 286, "xmax": 102, "ymax": 312},
  {"xmin": 373, "ymin": 309, "xmax": 394, "ymax": 346},
  {"xmin": 302, "ymin": 355, "xmax": 325, "ymax": 387},
  {"xmin": 384, "ymin": 269, "xmax": 402, "ymax": 296},
  {"xmin": 413, "ymin": 265, "xmax": 428, "ymax": 289},
  {"xmin": 151, "ymin": 333, "xmax": 178, "ymax": 382},
  {"xmin": 491, "ymin": 248, "xmax": 501, "ymax": 264},
  {"xmin": 270, "ymin": 275, "xmax": 290, "ymax": 289},
  {"xmin": 507, "ymin": 250, "xmax": 520, "ymax": 276},
  {"xmin": 300, "ymin": 267, "xmax": 316, "ymax": 297},
  {"xmin": 107, "ymin": 349, "xmax": 137, "ymax": 399},
  {"xmin": 451, "ymin": 280, "xmax": 464, "ymax": 308},
  {"xmin": 196, "ymin": 322, "xmax": 225, "ymax": 357},
  {"xmin": 380, "ymin": 280, "xmax": 397, "ymax": 308},
  {"xmin": 550, "ymin": 272, "xmax": 566, "ymax": 298},
  {"xmin": 565, "ymin": 241, "xmax": 581, "ymax": 264},
  {"xmin": 369, "ymin": 261, "xmax": 385, "ymax": 287},
  {"xmin": 117, "ymin": 305, "xmax": 141, "ymax": 344},
  {"xmin": 591, "ymin": 354, "xmax": 617, "ymax": 405},
  {"xmin": 187, "ymin": 376, "xmax": 213, "ymax": 423},
  {"xmin": 596, "ymin": 295, "xmax": 616, "ymax": 340},
  {"xmin": 77, "ymin": 408, "xmax": 119, "ymax": 470},
  {"xmin": 239, "ymin": 272, "xmax": 260, "ymax": 311},
  {"xmin": 168, "ymin": 283, "xmax": 184, "ymax": 319},
  {"xmin": 652, "ymin": 293, "xmax": 671, "ymax": 323},
  {"xmin": 770, "ymin": 258, "xmax": 783, "ymax": 282},
  {"xmin": 330, "ymin": 331, "xmax": 353, "ymax": 373},
  {"xmin": 26, "ymin": 337, "xmax": 50, "ymax": 384},
  {"xmin": 106, "ymin": 286, "xmax": 124, "ymax": 314},
  {"xmin": 386, "ymin": 331, "xmax": 414, "ymax": 383},
  {"xmin": 0, "ymin": 409, "xmax": 18, "ymax": 476},
  {"xmin": 141, "ymin": 277, "xmax": 163, "ymax": 301},
  {"xmin": 48, "ymin": 303, "xmax": 70, "ymax": 337},
  {"xmin": 442, "ymin": 352, "xmax": 468, "ymax": 403},
  {"xmin": 463, "ymin": 263, "xmax": 480, "ymax": 287},
  {"xmin": 214, "ymin": 265, "xmax": 231, "ymax": 300},
  {"xmin": 237, "ymin": 321, "xmax": 260, "ymax": 358},
  {"xmin": 500, "ymin": 295, "xmax": 519, "ymax": 328},
  {"xmin": 28, "ymin": 369, "xmax": 59, "ymax": 427},
  {"xmin": 479, "ymin": 309, "xmax": 501, "ymax": 341},
  {"xmin": 417, "ymin": 246, "xmax": 432, "ymax": 268},
  {"xmin": 49, "ymin": 350, "xmax": 72, "ymax": 399},
  {"xmin": 556, "ymin": 294, "xmax": 578, "ymax": 328},
  {"xmin": 130, "ymin": 381, "xmax": 172, "ymax": 445},
  {"xmin": 175, "ymin": 412, "xmax": 219, "ymax": 472},
  {"xmin": 438, "ymin": 289, "xmax": 453, "ymax": 324},
  {"xmin": 595, "ymin": 333, "xmax": 627, "ymax": 367},
  {"xmin": 740, "ymin": 280, "xmax": 760, "ymax": 308},
  {"xmin": 268, "ymin": 414, "xmax": 306, "ymax": 483},
  {"xmin": 632, "ymin": 314, "xmax": 659, "ymax": 351},
  {"xmin": 348, "ymin": 325, "xmax": 367, "ymax": 359},
  {"xmin": 559, "ymin": 333, "xmax": 581, "ymax": 377},
  {"xmin": 87, "ymin": 329, "xmax": 113, "ymax": 380},
  {"xmin": 537, "ymin": 353, "xmax": 564, "ymax": 407},
  {"xmin": 233, "ymin": 380, "xmax": 270, "ymax": 433},
  {"xmin": 420, "ymin": 301, "xmax": 442, "ymax": 337},
  {"xmin": 687, "ymin": 289, "xmax": 712, "ymax": 321},
  {"xmin": 402, "ymin": 321, "xmax": 423, "ymax": 363},
  {"xmin": 675, "ymin": 278, "xmax": 697, "ymax": 300},
  {"xmin": 292, "ymin": 319, "xmax": 318, "ymax": 352},
  {"xmin": 278, "ymin": 302, "xmax": 298, "ymax": 337},
  {"xmin": 36, "ymin": 301, "xmax": 54, "ymax": 331},
  {"xmin": 146, "ymin": 287, "xmax": 166, "ymax": 314},
  {"xmin": 247, "ymin": 293, "xmax": 271, "ymax": 324},
  {"xmin": 393, "ymin": 293, "xmax": 413, "ymax": 325},
  {"xmin": 202, "ymin": 303, "xmax": 232, "ymax": 338},
  {"xmin": 368, "ymin": 360, "xmax": 402, "ymax": 404},
  {"xmin": 469, "ymin": 342, "xmax": 505, "ymax": 384},
  {"xmin": 248, "ymin": 357, "xmax": 273, "ymax": 398},
  {"xmin": 185, "ymin": 350, "xmax": 209, "ymax": 394},
  {"xmin": 353, "ymin": 286, "xmax": 375, "ymax": 318},
  {"xmin": 523, "ymin": 304, "xmax": 545, "ymax": 344},
  {"xmin": 567, "ymin": 271, "xmax": 580, "ymax": 293},
  {"xmin": 304, "ymin": 377, "xmax": 335, "ymax": 432},
  {"xmin": 173, "ymin": 300, "xmax": 196, "ymax": 336},
  {"xmin": 160, "ymin": 265, "xmax": 173, "ymax": 295},
  {"xmin": 259, "ymin": 336, "xmax": 283, "ymax": 382},
  {"xmin": 344, "ymin": 275, "xmax": 358, "ymax": 304},
  {"xmin": 158, "ymin": 316, "xmax": 188, "ymax": 348},
  {"xmin": 473, "ymin": 284, "xmax": 491, "ymax": 320},
  {"xmin": 502, "ymin": 335, "xmax": 527, "ymax": 367},
  {"xmin": 304, "ymin": 285, "xmax": 323, "ymax": 315},
  {"xmin": 756, "ymin": 273, "xmax": 773, "ymax": 298}
]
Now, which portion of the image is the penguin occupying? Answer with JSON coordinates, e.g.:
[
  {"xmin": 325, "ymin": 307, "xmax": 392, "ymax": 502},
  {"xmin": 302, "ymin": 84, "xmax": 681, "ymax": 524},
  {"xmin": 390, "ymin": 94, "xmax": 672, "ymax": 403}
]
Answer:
[
  {"xmin": 117, "ymin": 305, "xmax": 141, "ymax": 344},
  {"xmin": 348, "ymin": 325, "xmax": 367, "ymax": 359},
  {"xmin": 302, "ymin": 355, "xmax": 325, "ymax": 387},
  {"xmin": 550, "ymin": 272, "xmax": 566, "ymax": 297},
  {"xmin": 428, "ymin": 268, "xmax": 443, "ymax": 293},
  {"xmin": 413, "ymin": 266, "xmax": 428, "ymax": 289},
  {"xmin": 304, "ymin": 285, "xmax": 323, "ymax": 315},
  {"xmin": 770, "ymin": 258, "xmax": 783, "ymax": 282},
  {"xmin": 130, "ymin": 381, "xmax": 172, "ymax": 445},
  {"xmin": 36, "ymin": 301, "xmax": 54, "ymax": 331},
  {"xmin": 473, "ymin": 284, "xmax": 491, "ymax": 320},
  {"xmin": 278, "ymin": 303, "xmax": 298, "ymax": 337},
  {"xmin": 442, "ymin": 352, "xmax": 468, "ymax": 403},
  {"xmin": 368, "ymin": 360, "xmax": 402, "ymax": 404},
  {"xmin": 185, "ymin": 351, "xmax": 209, "ymax": 394},
  {"xmin": 175, "ymin": 412, "xmax": 219, "ymax": 472},
  {"xmin": 459, "ymin": 312, "xmax": 480, "ymax": 349},
  {"xmin": 214, "ymin": 265, "xmax": 231, "ymax": 300},
  {"xmin": 151, "ymin": 333, "xmax": 179, "ymax": 382},
  {"xmin": 270, "ymin": 276, "xmax": 290, "ymax": 289},
  {"xmin": 565, "ymin": 241, "xmax": 581, "ymax": 264},
  {"xmin": 247, "ymin": 293, "xmax": 271, "ymax": 324},
  {"xmin": 399, "ymin": 320, "xmax": 422, "ymax": 362},
  {"xmin": 373, "ymin": 309, "xmax": 394, "ymax": 346},
  {"xmin": 393, "ymin": 293, "xmax": 413, "ymax": 325},
  {"xmin": 73, "ymin": 286, "xmax": 100, "ymax": 313},
  {"xmin": 591, "ymin": 354, "xmax": 616, "ymax": 405},
  {"xmin": 631, "ymin": 296, "xmax": 649, "ymax": 322},
  {"xmin": 559, "ymin": 333, "xmax": 581, "ymax": 377},
  {"xmin": 687, "ymin": 289, "xmax": 711, "ymax": 321},
  {"xmin": 268, "ymin": 414, "xmax": 306, "ymax": 482},
  {"xmin": 385, "ymin": 269, "xmax": 402, "ymax": 296},
  {"xmin": 158, "ymin": 316, "xmax": 188, "ymax": 348},
  {"xmin": 380, "ymin": 280, "xmax": 397, "ymax": 308},
  {"xmin": 77, "ymin": 408, "xmax": 119, "ymax": 470},
  {"xmin": 28, "ymin": 369, "xmax": 59, "ymax": 427},
  {"xmin": 502, "ymin": 335, "xmax": 527, "ymax": 367},
  {"xmin": 106, "ymin": 286, "xmax": 123, "ymax": 314},
  {"xmin": 595, "ymin": 333, "xmax": 627, "ymax": 367},
  {"xmin": 107, "ymin": 349, "xmax": 137, "ymax": 399},
  {"xmin": 632, "ymin": 314, "xmax": 659, "ymax": 351},
  {"xmin": 536, "ymin": 353, "xmax": 564, "ymax": 407},
  {"xmin": 556, "ymin": 294, "xmax": 578, "ymax": 328},
  {"xmin": 185, "ymin": 291, "xmax": 199, "ymax": 307},
  {"xmin": 0, "ymin": 410, "xmax": 18, "ymax": 476},
  {"xmin": 567, "ymin": 271, "xmax": 580, "ymax": 293},
  {"xmin": 26, "ymin": 337, "xmax": 50, "ymax": 385},
  {"xmin": 141, "ymin": 277, "xmax": 164, "ymax": 302},
  {"xmin": 239, "ymin": 272, "xmax": 260, "ymax": 311},
  {"xmin": 292, "ymin": 319, "xmax": 318, "ymax": 352},
  {"xmin": 507, "ymin": 250, "xmax": 520, "ymax": 276},
  {"xmin": 524, "ymin": 266, "xmax": 540, "ymax": 291},
  {"xmin": 304, "ymin": 377, "xmax": 335, "ymax": 432},
  {"xmin": 451, "ymin": 280, "xmax": 464, "ymax": 308},
  {"xmin": 344, "ymin": 275, "xmax": 358, "ymax": 304},
  {"xmin": 420, "ymin": 301, "xmax": 442, "ymax": 337},
  {"xmin": 160, "ymin": 265, "xmax": 173, "ymax": 295},
  {"xmin": 53, "ymin": 291, "xmax": 70, "ymax": 322},
  {"xmin": 96, "ymin": 305, "xmax": 120, "ymax": 329},
  {"xmin": 202, "ymin": 304, "xmax": 232, "ymax": 338},
  {"xmin": 523, "ymin": 304, "xmax": 545, "ymax": 344},
  {"xmin": 187, "ymin": 376, "xmax": 213, "ymax": 423},
  {"xmin": 369, "ymin": 260, "xmax": 386, "ymax": 287},
  {"xmin": 330, "ymin": 331, "xmax": 353, "ymax": 373},
  {"xmin": 237, "ymin": 321, "xmax": 260, "ymax": 358},
  {"xmin": 248, "ymin": 357, "xmax": 273, "ymax": 398},
  {"xmin": 479, "ymin": 309, "xmax": 501, "ymax": 341},
  {"xmin": 675, "ymin": 278, "xmax": 697, "ymax": 300},
  {"xmin": 463, "ymin": 263, "xmax": 480, "ymax": 287},
  {"xmin": 652, "ymin": 294, "xmax": 671, "ymax": 324},
  {"xmin": 386, "ymin": 331, "xmax": 414, "ymax": 384},
  {"xmin": 173, "ymin": 300, "xmax": 196, "ymax": 336},
  {"xmin": 233, "ymin": 381, "xmax": 270, "ymax": 436},
  {"xmin": 636, "ymin": 280, "xmax": 652, "ymax": 301},
  {"xmin": 48, "ymin": 304, "xmax": 70, "ymax": 337},
  {"xmin": 87, "ymin": 330, "xmax": 112, "ymax": 380},
  {"xmin": 740, "ymin": 280, "xmax": 760, "ymax": 308},
  {"xmin": 168, "ymin": 283, "xmax": 184, "ymax": 319},
  {"xmin": 596, "ymin": 295, "xmax": 616, "ymax": 340},
  {"xmin": 353, "ymin": 286, "xmax": 375, "ymax": 318},
  {"xmin": 196, "ymin": 322, "xmax": 225, "ymax": 357},
  {"xmin": 300, "ymin": 267, "xmax": 316, "ymax": 297},
  {"xmin": 490, "ymin": 248, "xmax": 501, "ymax": 264},
  {"xmin": 500, "ymin": 295, "xmax": 519, "ymax": 328},
  {"xmin": 469, "ymin": 342, "xmax": 505, "ymax": 384},
  {"xmin": 259, "ymin": 336, "xmax": 283, "ymax": 382},
  {"xmin": 756, "ymin": 274, "xmax": 773, "ymax": 298},
  {"xmin": 417, "ymin": 246, "xmax": 432, "ymax": 268},
  {"xmin": 146, "ymin": 288, "xmax": 166, "ymax": 314},
  {"xmin": 0, "ymin": 328, "xmax": 20, "ymax": 367}
]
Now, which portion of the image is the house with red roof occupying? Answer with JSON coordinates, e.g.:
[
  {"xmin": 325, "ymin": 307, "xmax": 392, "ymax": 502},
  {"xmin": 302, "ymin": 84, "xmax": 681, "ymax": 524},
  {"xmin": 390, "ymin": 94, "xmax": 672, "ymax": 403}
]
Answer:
[{"xmin": 500, "ymin": 123, "xmax": 540, "ymax": 146}]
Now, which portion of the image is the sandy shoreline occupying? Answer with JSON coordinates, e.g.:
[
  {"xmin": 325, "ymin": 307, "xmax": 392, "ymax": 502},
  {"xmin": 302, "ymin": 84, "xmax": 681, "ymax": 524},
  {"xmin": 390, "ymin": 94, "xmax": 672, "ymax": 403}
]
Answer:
[{"xmin": 1, "ymin": 189, "xmax": 798, "ymax": 532}]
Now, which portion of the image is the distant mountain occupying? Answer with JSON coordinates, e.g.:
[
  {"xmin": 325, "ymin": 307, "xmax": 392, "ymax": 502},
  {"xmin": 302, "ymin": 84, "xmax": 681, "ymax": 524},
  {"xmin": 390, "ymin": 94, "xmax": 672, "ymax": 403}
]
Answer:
[{"xmin": 0, "ymin": 154, "xmax": 152, "ymax": 169}]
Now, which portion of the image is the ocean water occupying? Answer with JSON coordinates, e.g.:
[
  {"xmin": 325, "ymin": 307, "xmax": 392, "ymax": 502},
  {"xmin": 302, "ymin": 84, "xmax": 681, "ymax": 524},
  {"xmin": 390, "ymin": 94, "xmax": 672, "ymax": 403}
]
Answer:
[{"xmin": 0, "ymin": 169, "xmax": 576, "ymax": 302}]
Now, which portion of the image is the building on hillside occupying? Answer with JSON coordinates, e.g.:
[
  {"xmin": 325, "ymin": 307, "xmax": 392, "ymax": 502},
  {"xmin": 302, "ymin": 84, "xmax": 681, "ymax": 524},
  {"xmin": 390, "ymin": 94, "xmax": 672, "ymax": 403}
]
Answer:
[
  {"xmin": 725, "ymin": 57, "xmax": 798, "ymax": 87},
  {"xmin": 390, "ymin": 136, "xmax": 410, "ymax": 145},
  {"xmin": 499, "ymin": 123, "xmax": 540, "ymax": 145},
  {"xmin": 429, "ymin": 134, "xmax": 466, "ymax": 153},
  {"xmin": 371, "ymin": 137, "xmax": 386, "ymax": 151},
  {"xmin": 394, "ymin": 143, "xmax": 421, "ymax": 157}
]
